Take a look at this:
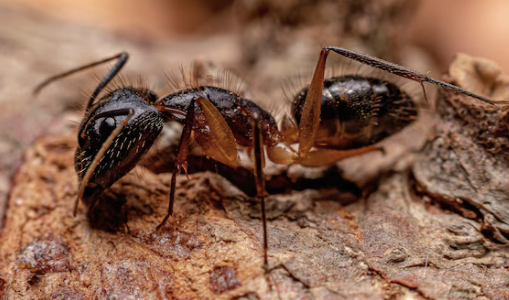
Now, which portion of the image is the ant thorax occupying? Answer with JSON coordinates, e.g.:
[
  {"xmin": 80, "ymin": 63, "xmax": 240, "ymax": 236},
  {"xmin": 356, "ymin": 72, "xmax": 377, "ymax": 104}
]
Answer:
[{"xmin": 154, "ymin": 86, "xmax": 281, "ymax": 148}]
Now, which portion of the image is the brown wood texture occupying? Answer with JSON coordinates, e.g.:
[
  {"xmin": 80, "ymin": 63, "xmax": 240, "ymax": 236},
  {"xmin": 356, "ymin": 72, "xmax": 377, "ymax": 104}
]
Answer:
[{"xmin": 2, "ymin": 1, "xmax": 508, "ymax": 299}]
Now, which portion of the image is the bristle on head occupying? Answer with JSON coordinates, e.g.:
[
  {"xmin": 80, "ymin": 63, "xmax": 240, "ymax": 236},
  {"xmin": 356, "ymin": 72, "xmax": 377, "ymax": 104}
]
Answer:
[
  {"xmin": 165, "ymin": 60, "xmax": 249, "ymax": 97},
  {"xmin": 88, "ymin": 72, "xmax": 150, "ymax": 98},
  {"xmin": 107, "ymin": 74, "xmax": 150, "ymax": 92}
]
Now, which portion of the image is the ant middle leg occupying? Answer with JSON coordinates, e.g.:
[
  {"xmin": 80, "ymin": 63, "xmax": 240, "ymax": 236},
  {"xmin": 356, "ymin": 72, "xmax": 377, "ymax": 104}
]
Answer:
[
  {"xmin": 252, "ymin": 113, "xmax": 269, "ymax": 268},
  {"xmin": 252, "ymin": 113, "xmax": 282, "ymax": 295}
]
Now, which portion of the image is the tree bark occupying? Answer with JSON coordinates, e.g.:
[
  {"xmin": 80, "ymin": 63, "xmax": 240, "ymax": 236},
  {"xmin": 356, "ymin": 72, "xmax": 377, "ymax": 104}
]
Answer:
[
  {"xmin": 2, "ymin": 55, "xmax": 509, "ymax": 299},
  {"xmin": 2, "ymin": 1, "xmax": 508, "ymax": 300}
]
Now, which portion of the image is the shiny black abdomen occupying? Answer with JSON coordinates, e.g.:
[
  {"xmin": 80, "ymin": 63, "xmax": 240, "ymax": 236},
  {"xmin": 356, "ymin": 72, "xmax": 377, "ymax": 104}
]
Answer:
[{"xmin": 292, "ymin": 75, "xmax": 418, "ymax": 149}]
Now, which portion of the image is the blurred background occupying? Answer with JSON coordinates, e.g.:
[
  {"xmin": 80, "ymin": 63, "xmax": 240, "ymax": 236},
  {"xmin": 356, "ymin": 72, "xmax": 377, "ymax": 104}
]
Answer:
[{"xmin": 1, "ymin": 0, "xmax": 508, "ymax": 227}]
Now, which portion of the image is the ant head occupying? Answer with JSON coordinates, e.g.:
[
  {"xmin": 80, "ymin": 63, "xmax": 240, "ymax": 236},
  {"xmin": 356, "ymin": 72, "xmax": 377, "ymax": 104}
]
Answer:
[{"xmin": 75, "ymin": 87, "xmax": 164, "ymax": 207}]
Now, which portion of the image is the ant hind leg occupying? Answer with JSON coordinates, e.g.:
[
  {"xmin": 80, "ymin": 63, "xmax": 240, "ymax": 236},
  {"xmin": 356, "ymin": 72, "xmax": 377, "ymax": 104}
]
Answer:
[
  {"xmin": 324, "ymin": 46, "xmax": 509, "ymax": 105},
  {"xmin": 297, "ymin": 49, "xmax": 328, "ymax": 160},
  {"xmin": 299, "ymin": 145, "xmax": 383, "ymax": 167}
]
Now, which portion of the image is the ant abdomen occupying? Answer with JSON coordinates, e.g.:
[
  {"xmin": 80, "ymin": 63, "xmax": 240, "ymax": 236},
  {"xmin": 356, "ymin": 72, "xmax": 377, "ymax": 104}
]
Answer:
[
  {"xmin": 75, "ymin": 87, "xmax": 164, "ymax": 206},
  {"xmin": 155, "ymin": 86, "xmax": 282, "ymax": 148},
  {"xmin": 292, "ymin": 75, "xmax": 418, "ymax": 149}
]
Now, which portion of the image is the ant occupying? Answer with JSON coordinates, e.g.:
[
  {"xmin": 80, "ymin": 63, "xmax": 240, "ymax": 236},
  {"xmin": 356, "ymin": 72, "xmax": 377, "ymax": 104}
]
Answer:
[{"xmin": 33, "ymin": 47, "xmax": 509, "ymax": 269}]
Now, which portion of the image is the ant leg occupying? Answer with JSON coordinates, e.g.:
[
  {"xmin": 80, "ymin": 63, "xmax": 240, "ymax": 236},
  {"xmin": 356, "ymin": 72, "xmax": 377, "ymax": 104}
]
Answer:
[
  {"xmin": 266, "ymin": 141, "xmax": 298, "ymax": 165},
  {"xmin": 252, "ymin": 113, "xmax": 269, "ymax": 268},
  {"xmin": 192, "ymin": 97, "xmax": 240, "ymax": 168},
  {"xmin": 154, "ymin": 93, "xmax": 239, "ymax": 167},
  {"xmin": 324, "ymin": 47, "xmax": 509, "ymax": 105},
  {"xmin": 156, "ymin": 99, "xmax": 196, "ymax": 231},
  {"xmin": 297, "ymin": 48, "xmax": 328, "ymax": 159},
  {"xmin": 75, "ymin": 109, "xmax": 135, "ymax": 216},
  {"xmin": 299, "ymin": 145, "xmax": 383, "ymax": 167},
  {"xmin": 34, "ymin": 52, "xmax": 129, "ymax": 110},
  {"xmin": 280, "ymin": 115, "xmax": 299, "ymax": 145}
]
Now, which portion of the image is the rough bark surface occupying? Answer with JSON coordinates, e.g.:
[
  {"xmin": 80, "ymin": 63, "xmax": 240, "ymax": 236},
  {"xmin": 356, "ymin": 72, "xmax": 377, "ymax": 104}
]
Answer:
[
  {"xmin": 1, "ymin": 56, "xmax": 509, "ymax": 299},
  {"xmin": 2, "ymin": 1, "xmax": 509, "ymax": 299},
  {"xmin": 414, "ymin": 55, "xmax": 509, "ymax": 242}
]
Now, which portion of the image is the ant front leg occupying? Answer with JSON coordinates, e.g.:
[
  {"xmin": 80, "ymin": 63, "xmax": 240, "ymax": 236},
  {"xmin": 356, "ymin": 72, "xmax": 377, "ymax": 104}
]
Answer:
[
  {"xmin": 75, "ymin": 109, "xmax": 135, "ymax": 215},
  {"xmin": 156, "ymin": 99, "xmax": 196, "ymax": 231},
  {"xmin": 155, "ymin": 95, "xmax": 240, "ymax": 230},
  {"xmin": 192, "ymin": 97, "xmax": 240, "ymax": 167}
]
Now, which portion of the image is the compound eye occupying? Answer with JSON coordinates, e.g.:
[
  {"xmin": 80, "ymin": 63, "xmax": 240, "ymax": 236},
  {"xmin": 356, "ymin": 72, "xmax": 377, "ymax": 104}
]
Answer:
[{"xmin": 98, "ymin": 117, "xmax": 117, "ymax": 138}]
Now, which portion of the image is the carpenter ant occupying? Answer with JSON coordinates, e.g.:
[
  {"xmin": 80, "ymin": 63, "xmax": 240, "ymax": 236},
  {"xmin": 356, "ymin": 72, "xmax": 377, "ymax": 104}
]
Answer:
[{"xmin": 33, "ymin": 47, "xmax": 509, "ymax": 269}]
